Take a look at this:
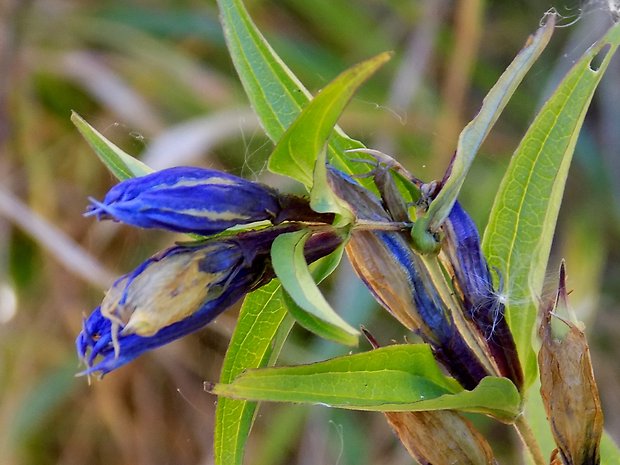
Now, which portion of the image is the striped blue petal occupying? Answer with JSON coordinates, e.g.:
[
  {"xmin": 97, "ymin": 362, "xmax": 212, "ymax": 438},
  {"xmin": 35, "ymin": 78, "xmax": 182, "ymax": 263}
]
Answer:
[
  {"xmin": 442, "ymin": 201, "xmax": 523, "ymax": 389},
  {"xmin": 76, "ymin": 225, "xmax": 342, "ymax": 375},
  {"xmin": 87, "ymin": 166, "xmax": 282, "ymax": 234},
  {"xmin": 328, "ymin": 167, "xmax": 489, "ymax": 389}
]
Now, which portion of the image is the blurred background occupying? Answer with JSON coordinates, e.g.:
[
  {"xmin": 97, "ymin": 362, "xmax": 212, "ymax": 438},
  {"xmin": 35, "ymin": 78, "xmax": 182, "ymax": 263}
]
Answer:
[{"xmin": 1, "ymin": 0, "xmax": 619, "ymax": 464}]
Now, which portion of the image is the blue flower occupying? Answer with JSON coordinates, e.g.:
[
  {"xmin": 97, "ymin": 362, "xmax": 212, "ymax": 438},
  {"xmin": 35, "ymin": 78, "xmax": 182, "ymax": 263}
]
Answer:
[
  {"xmin": 86, "ymin": 166, "xmax": 285, "ymax": 234},
  {"xmin": 77, "ymin": 225, "xmax": 342, "ymax": 375},
  {"xmin": 328, "ymin": 167, "xmax": 490, "ymax": 389},
  {"xmin": 442, "ymin": 201, "xmax": 523, "ymax": 389},
  {"xmin": 442, "ymin": 202, "xmax": 492, "ymax": 306}
]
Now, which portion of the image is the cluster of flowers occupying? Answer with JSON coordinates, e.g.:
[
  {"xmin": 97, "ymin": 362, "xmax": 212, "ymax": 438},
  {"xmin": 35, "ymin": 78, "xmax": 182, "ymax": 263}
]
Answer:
[
  {"xmin": 327, "ymin": 164, "xmax": 522, "ymax": 390},
  {"xmin": 78, "ymin": 167, "xmax": 340, "ymax": 375},
  {"xmin": 77, "ymin": 162, "xmax": 522, "ymax": 392}
]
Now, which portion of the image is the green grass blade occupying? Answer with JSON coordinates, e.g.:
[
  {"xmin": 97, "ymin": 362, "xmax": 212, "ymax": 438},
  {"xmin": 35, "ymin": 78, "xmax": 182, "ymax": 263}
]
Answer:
[
  {"xmin": 268, "ymin": 52, "xmax": 391, "ymax": 187},
  {"xmin": 71, "ymin": 111, "xmax": 153, "ymax": 180},
  {"xmin": 423, "ymin": 16, "xmax": 554, "ymax": 233},
  {"xmin": 272, "ymin": 230, "xmax": 358, "ymax": 345},
  {"xmin": 210, "ymin": 345, "xmax": 521, "ymax": 421},
  {"xmin": 482, "ymin": 23, "xmax": 620, "ymax": 387},
  {"xmin": 213, "ymin": 280, "xmax": 293, "ymax": 465},
  {"xmin": 216, "ymin": 0, "xmax": 372, "ymax": 186}
]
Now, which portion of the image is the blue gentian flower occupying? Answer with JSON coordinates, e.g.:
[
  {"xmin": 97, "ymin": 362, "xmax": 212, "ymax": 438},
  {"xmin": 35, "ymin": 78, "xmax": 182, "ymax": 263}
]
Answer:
[
  {"xmin": 77, "ymin": 224, "xmax": 342, "ymax": 376},
  {"xmin": 328, "ymin": 167, "xmax": 490, "ymax": 389},
  {"xmin": 343, "ymin": 153, "xmax": 523, "ymax": 389},
  {"xmin": 442, "ymin": 202, "xmax": 491, "ymax": 303},
  {"xmin": 442, "ymin": 202, "xmax": 523, "ymax": 389},
  {"xmin": 86, "ymin": 166, "xmax": 331, "ymax": 235}
]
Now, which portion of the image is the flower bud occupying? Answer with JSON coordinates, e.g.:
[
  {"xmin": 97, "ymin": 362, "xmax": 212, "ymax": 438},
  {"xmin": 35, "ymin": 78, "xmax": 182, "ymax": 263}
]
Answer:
[
  {"xmin": 441, "ymin": 202, "xmax": 523, "ymax": 389},
  {"xmin": 86, "ymin": 166, "xmax": 331, "ymax": 235},
  {"xmin": 77, "ymin": 224, "xmax": 342, "ymax": 375},
  {"xmin": 538, "ymin": 263, "xmax": 603, "ymax": 465}
]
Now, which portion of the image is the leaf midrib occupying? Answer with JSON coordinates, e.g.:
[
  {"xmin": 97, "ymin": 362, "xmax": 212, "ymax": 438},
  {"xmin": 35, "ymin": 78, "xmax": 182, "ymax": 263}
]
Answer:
[{"xmin": 500, "ymin": 63, "xmax": 587, "ymax": 303}]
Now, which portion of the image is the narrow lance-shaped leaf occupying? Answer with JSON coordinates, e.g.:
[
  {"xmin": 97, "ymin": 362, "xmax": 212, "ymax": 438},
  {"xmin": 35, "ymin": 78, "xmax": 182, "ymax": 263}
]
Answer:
[
  {"xmin": 271, "ymin": 230, "xmax": 358, "ymax": 345},
  {"xmin": 482, "ymin": 23, "xmax": 620, "ymax": 387},
  {"xmin": 269, "ymin": 52, "xmax": 392, "ymax": 188},
  {"xmin": 71, "ymin": 111, "xmax": 153, "ymax": 181},
  {"xmin": 209, "ymin": 344, "xmax": 521, "ymax": 422},
  {"xmin": 213, "ymin": 280, "xmax": 294, "ymax": 465},
  {"xmin": 214, "ymin": 241, "xmax": 351, "ymax": 465},
  {"xmin": 216, "ymin": 0, "xmax": 374, "ymax": 187},
  {"xmin": 411, "ymin": 15, "xmax": 555, "ymax": 250},
  {"xmin": 311, "ymin": 146, "xmax": 355, "ymax": 222}
]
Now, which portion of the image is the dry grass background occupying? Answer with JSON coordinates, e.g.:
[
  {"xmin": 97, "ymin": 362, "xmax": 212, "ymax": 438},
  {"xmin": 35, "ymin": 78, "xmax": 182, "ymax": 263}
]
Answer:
[{"xmin": 1, "ymin": 1, "xmax": 619, "ymax": 464}]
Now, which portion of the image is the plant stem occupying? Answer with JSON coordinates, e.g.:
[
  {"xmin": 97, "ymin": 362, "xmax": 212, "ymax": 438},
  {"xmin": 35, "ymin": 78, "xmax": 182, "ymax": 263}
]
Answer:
[
  {"xmin": 354, "ymin": 220, "xmax": 413, "ymax": 231},
  {"xmin": 514, "ymin": 414, "xmax": 546, "ymax": 465}
]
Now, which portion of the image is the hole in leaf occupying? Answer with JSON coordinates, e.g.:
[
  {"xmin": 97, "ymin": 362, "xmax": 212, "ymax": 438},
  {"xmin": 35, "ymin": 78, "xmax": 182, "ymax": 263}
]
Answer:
[{"xmin": 589, "ymin": 44, "xmax": 611, "ymax": 72}]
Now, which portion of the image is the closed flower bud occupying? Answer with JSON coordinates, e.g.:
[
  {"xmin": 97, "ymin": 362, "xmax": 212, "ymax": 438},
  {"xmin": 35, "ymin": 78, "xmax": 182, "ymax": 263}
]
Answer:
[
  {"xmin": 86, "ymin": 166, "xmax": 332, "ymax": 235},
  {"xmin": 328, "ymin": 167, "xmax": 490, "ymax": 389},
  {"xmin": 538, "ymin": 263, "xmax": 603, "ymax": 465},
  {"xmin": 441, "ymin": 202, "xmax": 523, "ymax": 389},
  {"xmin": 77, "ymin": 224, "xmax": 342, "ymax": 375}
]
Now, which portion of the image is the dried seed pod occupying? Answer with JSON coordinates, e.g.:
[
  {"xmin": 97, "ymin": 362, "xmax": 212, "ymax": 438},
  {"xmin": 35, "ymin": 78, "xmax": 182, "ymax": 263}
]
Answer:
[
  {"xmin": 385, "ymin": 410, "xmax": 497, "ymax": 465},
  {"xmin": 538, "ymin": 263, "xmax": 603, "ymax": 465}
]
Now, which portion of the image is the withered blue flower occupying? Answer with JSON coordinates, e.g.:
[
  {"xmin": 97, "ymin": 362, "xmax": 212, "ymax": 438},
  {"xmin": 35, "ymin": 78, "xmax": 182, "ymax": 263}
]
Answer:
[
  {"xmin": 86, "ymin": 166, "xmax": 327, "ymax": 235},
  {"xmin": 327, "ymin": 167, "xmax": 490, "ymax": 389},
  {"xmin": 77, "ymin": 225, "xmax": 342, "ymax": 375},
  {"xmin": 350, "ymin": 153, "xmax": 523, "ymax": 389},
  {"xmin": 442, "ymin": 202, "xmax": 523, "ymax": 389}
]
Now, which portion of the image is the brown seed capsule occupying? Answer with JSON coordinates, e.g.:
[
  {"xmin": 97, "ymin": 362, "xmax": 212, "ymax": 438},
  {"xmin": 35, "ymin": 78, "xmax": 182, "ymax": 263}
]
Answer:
[
  {"xmin": 538, "ymin": 263, "xmax": 603, "ymax": 465},
  {"xmin": 385, "ymin": 410, "xmax": 497, "ymax": 465}
]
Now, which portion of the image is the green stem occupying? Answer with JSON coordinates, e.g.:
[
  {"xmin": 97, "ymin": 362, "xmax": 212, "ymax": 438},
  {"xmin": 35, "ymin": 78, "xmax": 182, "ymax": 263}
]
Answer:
[
  {"xmin": 514, "ymin": 414, "xmax": 546, "ymax": 465},
  {"xmin": 353, "ymin": 220, "xmax": 413, "ymax": 231}
]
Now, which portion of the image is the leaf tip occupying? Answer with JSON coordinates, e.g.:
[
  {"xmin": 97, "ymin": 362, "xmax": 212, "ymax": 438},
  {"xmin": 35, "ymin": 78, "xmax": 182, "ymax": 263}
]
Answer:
[{"xmin": 540, "ymin": 8, "xmax": 558, "ymax": 30}]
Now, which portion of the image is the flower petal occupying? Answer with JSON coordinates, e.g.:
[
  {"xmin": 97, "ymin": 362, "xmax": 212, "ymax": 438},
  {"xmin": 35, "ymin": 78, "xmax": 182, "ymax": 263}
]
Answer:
[
  {"xmin": 77, "ymin": 224, "xmax": 342, "ymax": 375},
  {"xmin": 86, "ymin": 166, "xmax": 282, "ymax": 234}
]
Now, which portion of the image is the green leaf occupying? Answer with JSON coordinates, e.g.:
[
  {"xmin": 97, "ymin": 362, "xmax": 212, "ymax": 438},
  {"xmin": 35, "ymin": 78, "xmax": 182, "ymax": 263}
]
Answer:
[
  {"xmin": 71, "ymin": 111, "xmax": 153, "ymax": 181},
  {"xmin": 216, "ymin": 0, "xmax": 373, "ymax": 187},
  {"xmin": 421, "ymin": 16, "xmax": 555, "ymax": 233},
  {"xmin": 214, "ymin": 280, "xmax": 294, "ymax": 465},
  {"xmin": 482, "ymin": 23, "xmax": 620, "ymax": 387},
  {"xmin": 210, "ymin": 345, "xmax": 521, "ymax": 421},
  {"xmin": 311, "ymin": 146, "xmax": 355, "ymax": 224},
  {"xmin": 214, "ymin": 241, "xmax": 348, "ymax": 465},
  {"xmin": 602, "ymin": 433, "xmax": 620, "ymax": 465},
  {"xmin": 9, "ymin": 361, "xmax": 78, "ymax": 447},
  {"xmin": 522, "ymin": 381, "xmax": 557, "ymax": 462},
  {"xmin": 268, "ymin": 52, "xmax": 391, "ymax": 188},
  {"xmin": 271, "ymin": 230, "xmax": 358, "ymax": 345}
]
